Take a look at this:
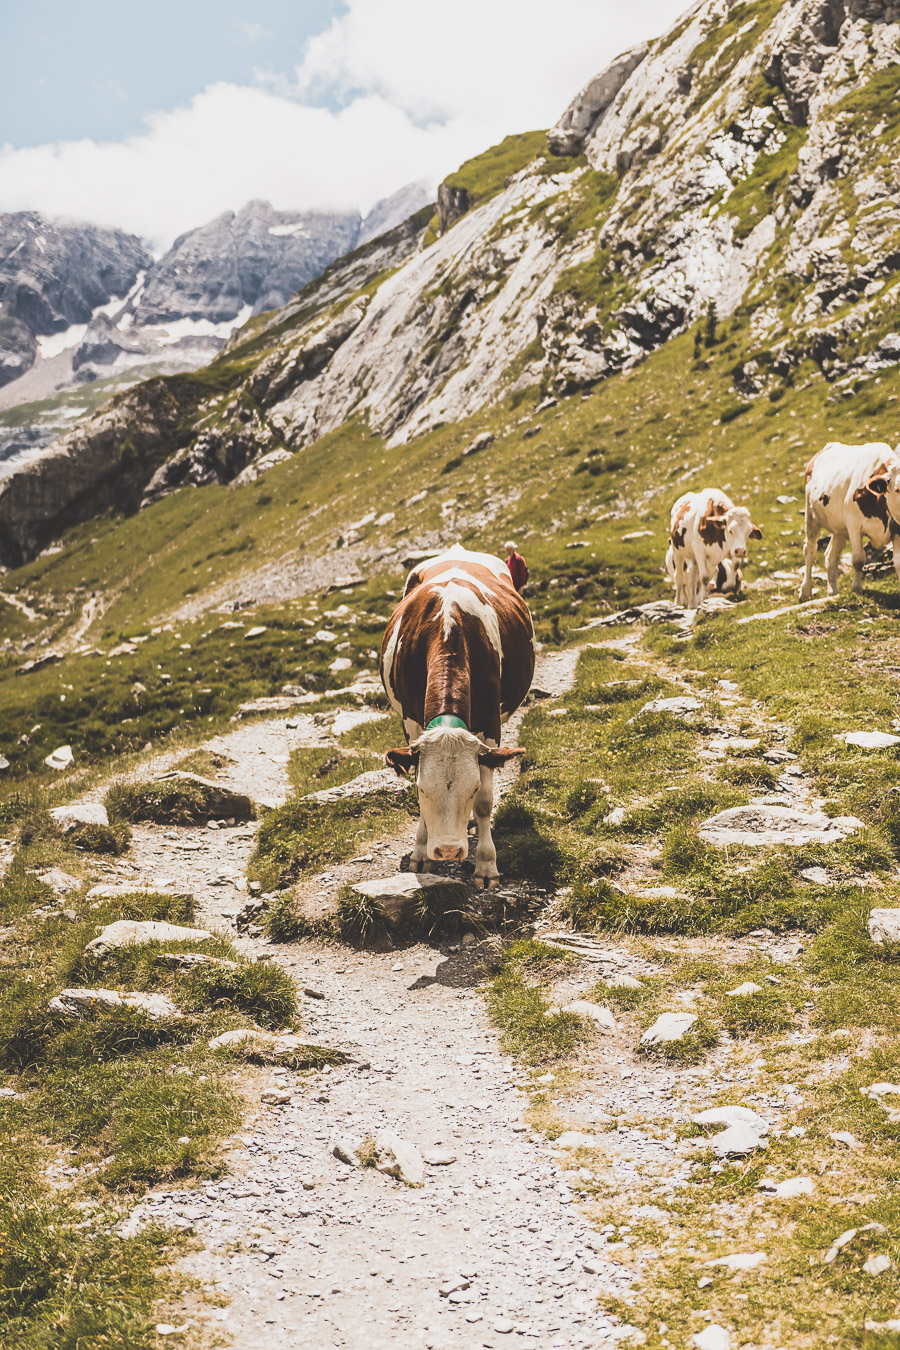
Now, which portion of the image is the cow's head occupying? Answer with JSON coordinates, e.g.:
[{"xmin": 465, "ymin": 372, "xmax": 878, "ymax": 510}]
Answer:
[
  {"xmin": 708, "ymin": 506, "xmax": 762, "ymax": 560},
  {"xmin": 854, "ymin": 458, "xmax": 900, "ymax": 523},
  {"xmin": 386, "ymin": 727, "xmax": 524, "ymax": 861}
]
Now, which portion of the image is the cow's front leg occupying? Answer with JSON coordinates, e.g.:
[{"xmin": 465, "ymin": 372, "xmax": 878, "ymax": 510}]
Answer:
[
  {"xmin": 848, "ymin": 524, "xmax": 866, "ymax": 595},
  {"xmin": 409, "ymin": 815, "xmax": 430, "ymax": 872},
  {"xmin": 473, "ymin": 766, "xmax": 499, "ymax": 890}
]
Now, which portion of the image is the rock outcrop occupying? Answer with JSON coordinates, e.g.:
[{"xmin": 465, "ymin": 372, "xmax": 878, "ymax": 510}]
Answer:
[{"xmin": 547, "ymin": 42, "xmax": 649, "ymax": 155}]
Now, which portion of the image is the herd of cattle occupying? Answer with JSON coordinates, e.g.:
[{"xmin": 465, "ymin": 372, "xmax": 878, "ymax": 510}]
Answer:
[{"xmin": 378, "ymin": 442, "xmax": 893, "ymax": 885}]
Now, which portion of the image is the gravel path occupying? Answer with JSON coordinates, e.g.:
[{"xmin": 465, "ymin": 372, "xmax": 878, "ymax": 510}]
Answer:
[{"xmin": 115, "ymin": 649, "xmax": 647, "ymax": 1348}]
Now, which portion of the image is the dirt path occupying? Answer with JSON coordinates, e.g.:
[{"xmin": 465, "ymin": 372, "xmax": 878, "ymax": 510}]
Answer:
[{"xmin": 118, "ymin": 648, "xmax": 651, "ymax": 1349}]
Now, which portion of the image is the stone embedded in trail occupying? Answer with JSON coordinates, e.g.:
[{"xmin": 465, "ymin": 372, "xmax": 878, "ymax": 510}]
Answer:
[
  {"xmin": 640, "ymin": 1011, "xmax": 696, "ymax": 1045},
  {"xmin": 725, "ymin": 981, "xmax": 763, "ymax": 997},
  {"xmin": 868, "ymin": 908, "xmax": 900, "ymax": 946},
  {"xmin": 837, "ymin": 730, "xmax": 900, "ymax": 749},
  {"xmin": 699, "ymin": 803, "xmax": 863, "ymax": 848},
  {"xmin": 48, "ymin": 987, "xmax": 181, "ymax": 1020},
  {"xmin": 36, "ymin": 868, "xmax": 81, "ymax": 894},
  {"xmin": 261, "ymin": 1088, "xmax": 292, "ymax": 1105},
  {"xmin": 304, "ymin": 768, "xmax": 408, "ymax": 805},
  {"xmin": 635, "ymin": 695, "xmax": 701, "ymax": 720},
  {"xmin": 374, "ymin": 1130, "xmax": 425, "ymax": 1187},
  {"xmin": 423, "ymin": 1149, "xmax": 456, "ymax": 1166},
  {"xmin": 332, "ymin": 1137, "xmax": 361, "ymax": 1167},
  {"xmin": 51, "ymin": 802, "xmax": 108, "ymax": 830},
  {"xmin": 85, "ymin": 920, "xmax": 212, "ymax": 956},
  {"xmin": 554, "ymin": 1131, "xmax": 607, "ymax": 1149},
  {"xmin": 708, "ymin": 736, "xmax": 761, "ymax": 754},
  {"xmin": 352, "ymin": 872, "xmax": 467, "ymax": 925},
  {"xmin": 44, "ymin": 745, "xmax": 74, "ymax": 771}
]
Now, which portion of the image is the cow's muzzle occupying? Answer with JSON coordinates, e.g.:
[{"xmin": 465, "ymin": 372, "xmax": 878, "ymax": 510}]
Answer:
[
  {"xmin": 733, "ymin": 547, "xmax": 747, "ymax": 559},
  {"xmin": 430, "ymin": 843, "xmax": 465, "ymax": 862}
]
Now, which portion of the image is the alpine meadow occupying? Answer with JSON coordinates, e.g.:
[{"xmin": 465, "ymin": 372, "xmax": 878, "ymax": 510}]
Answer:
[{"xmin": 3, "ymin": 2, "xmax": 900, "ymax": 1347}]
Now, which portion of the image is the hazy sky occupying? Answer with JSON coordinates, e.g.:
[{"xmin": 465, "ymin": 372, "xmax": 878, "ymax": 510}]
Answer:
[{"xmin": 0, "ymin": 0, "xmax": 691, "ymax": 248}]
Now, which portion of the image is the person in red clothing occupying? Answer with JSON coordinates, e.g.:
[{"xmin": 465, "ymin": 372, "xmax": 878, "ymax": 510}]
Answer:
[{"xmin": 504, "ymin": 540, "xmax": 528, "ymax": 593}]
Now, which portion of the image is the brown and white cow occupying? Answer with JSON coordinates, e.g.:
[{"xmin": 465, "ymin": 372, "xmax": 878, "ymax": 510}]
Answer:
[
  {"xmin": 380, "ymin": 546, "xmax": 535, "ymax": 889},
  {"xmin": 800, "ymin": 441, "xmax": 900, "ymax": 600},
  {"xmin": 669, "ymin": 489, "xmax": 761, "ymax": 607},
  {"xmin": 665, "ymin": 543, "xmax": 742, "ymax": 598}
]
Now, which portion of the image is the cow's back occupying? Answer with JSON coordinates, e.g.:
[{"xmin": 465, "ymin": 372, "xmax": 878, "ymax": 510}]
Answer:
[
  {"xmin": 806, "ymin": 442, "xmax": 896, "ymax": 537},
  {"xmin": 381, "ymin": 548, "xmax": 534, "ymax": 741}
]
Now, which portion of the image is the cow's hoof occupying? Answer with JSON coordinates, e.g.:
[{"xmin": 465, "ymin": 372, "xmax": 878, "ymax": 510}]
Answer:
[
  {"xmin": 409, "ymin": 858, "xmax": 423, "ymax": 873},
  {"xmin": 474, "ymin": 876, "xmax": 499, "ymax": 890}
]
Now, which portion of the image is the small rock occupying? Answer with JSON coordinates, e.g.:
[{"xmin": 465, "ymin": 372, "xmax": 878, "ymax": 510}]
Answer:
[
  {"xmin": 837, "ymin": 730, "xmax": 900, "ymax": 749},
  {"xmin": 85, "ymin": 920, "xmax": 212, "ymax": 956},
  {"xmin": 50, "ymin": 802, "xmax": 108, "ymax": 830},
  {"xmin": 607, "ymin": 973, "xmax": 642, "ymax": 989},
  {"xmin": 261, "ymin": 1089, "xmax": 291, "ymax": 1105},
  {"xmin": 863, "ymin": 1253, "xmax": 892, "ymax": 1276},
  {"xmin": 305, "ymin": 769, "xmax": 405, "ymax": 806},
  {"xmin": 48, "ymin": 988, "xmax": 181, "ymax": 1020},
  {"xmin": 331, "ymin": 709, "xmax": 387, "ymax": 737},
  {"xmin": 375, "ymin": 1130, "xmax": 425, "ymax": 1187},
  {"xmin": 692, "ymin": 1106, "xmax": 769, "ymax": 1134},
  {"xmin": 553, "ymin": 1131, "xmax": 606, "ymax": 1149},
  {"xmin": 493, "ymin": 1318, "xmax": 514, "ymax": 1334},
  {"xmin": 208, "ymin": 1028, "xmax": 337, "ymax": 1066},
  {"xmin": 829, "ymin": 1130, "xmax": 860, "ymax": 1149},
  {"xmin": 692, "ymin": 1326, "xmax": 731, "ymax": 1350},
  {"xmin": 640, "ymin": 1012, "xmax": 696, "ymax": 1045},
  {"xmin": 762, "ymin": 1177, "xmax": 815, "ymax": 1199},
  {"xmin": 244, "ymin": 626, "xmax": 267, "ymax": 639},
  {"xmin": 865, "ymin": 1321, "xmax": 900, "ymax": 1335},
  {"xmin": 868, "ymin": 908, "xmax": 900, "ymax": 945},
  {"xmin": 44, "ymin": 745, "xmax": 74, "ymax": 771},
  {"xmin": 725, "ymin": 982, "xmax": 762, "ymax": 997},
  {"xmin": 800, "ymin": 866, "xmax": 831, "ymax": 885},
  {"xmin": 332, "ymin": 1139, "xmax": 360, "ymax": 1166},
  {"xmin": 863, "ymin": 1082, "xmax": 900, "ymax": 1121},
  {"xmin": 423, "ymin": 1149, "xmax": 456, "ymax": 1166},
  {"xmin": 155, "ymin": 952, "xmax": 237, "ymax": 971},
  {"xmin": 707, "ymin": 1252, "xmax": 767, "ymax": 1270},
  {"xmin": 708, "ymin": 1124, "xmax": 765, "ymax": 1158},
  {"xmin": 304, "ymin": 987, "xmax": 325, "ymax": 1000},
  {"xmin": 439, "ymin": 1277, "xmax": 470, "ymax": 1297},
  {"xmin": 155, "ymin": 1324, "xmax": 190, "ymax": 1337},
  {"xmin": 556, "ymin": 1000, "xmax": 616, "ymax": 1030}
]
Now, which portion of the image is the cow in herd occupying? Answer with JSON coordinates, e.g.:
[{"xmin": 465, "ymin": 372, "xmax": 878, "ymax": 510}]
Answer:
[
  {"xmin": 667, "ymin": 489, "xmax": 762, "ymax": 608},
  {"xmin": 379, "ymin": 445, "xmax": 899, "ymax": 887},
  {"xmin": 380, "ymin": 546, "xmax": 534, "ymax": 889}
]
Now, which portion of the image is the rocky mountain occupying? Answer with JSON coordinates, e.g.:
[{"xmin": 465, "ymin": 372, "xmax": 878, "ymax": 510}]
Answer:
[
  {"xmin": 0, "ymin": 184, "xmax": 432, "ymax": 400},
  {"xmin": 0, "ymin": 213, "xmax": 150, "ymax": 387},
  {"xmin": 3, "ymin": 0, "xmax": 900, "ymax": 565}
]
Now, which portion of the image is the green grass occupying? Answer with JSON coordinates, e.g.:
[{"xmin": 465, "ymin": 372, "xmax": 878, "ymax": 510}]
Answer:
[
  {"xmin": 486, "ymin": 940, "xmax": 589, "ymax": 1064},
  {"xmin": 443, "ymin": 131, "xmax": 549, "ymax": 210}
]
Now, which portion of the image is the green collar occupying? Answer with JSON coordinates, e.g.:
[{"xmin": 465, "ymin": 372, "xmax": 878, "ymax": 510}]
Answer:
[{"xmin": 425, "ymin": 714, "xmax": 469, "ymax": 732}]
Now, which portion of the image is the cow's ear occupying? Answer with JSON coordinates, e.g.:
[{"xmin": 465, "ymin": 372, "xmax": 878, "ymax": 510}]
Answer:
[
  {"xmin": 386, "ymin": 747, "xmax": 417, "ymax": 777},
  {"xmin": 403, "ymin": 569, "xmax": 422, "ymax": 597},
  {"xmin": 478, "ymin": 746, "xmax": 526, "ymax": 770},
  {"xmin": 750, "ymin": 524, "xmax": 763, "ymax": 540}
]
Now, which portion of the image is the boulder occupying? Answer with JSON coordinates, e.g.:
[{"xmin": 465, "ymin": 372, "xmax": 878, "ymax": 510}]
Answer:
[
  {"xmin": 48, "ymin": 987, "xmax": 181, "ymax": 1020},
  {"xmin": 462, "ymin": 431, "xmax": 494, "ymax": 457},
  {"xmin": 16, "ymin": 651, "xmax": 61, "ymax": 675},
  {"xmin": 707, "ymin": 1124, "xmax": 765, "ymax": 1158},
  {"xmin": 352, "ymin": 872, "xmax": 468, "ymax": 925},
  {"xmin": 868, "ymin": 908, "xmax": 900, "ymax": 945},
  {"xmin": 51, "ymin": 802, "xmax": 108, "ymax": 830},
  {"xmin": 553, "ymin": 1000, "xmax": 616, "ymax": 1030},
  {"xmin": 45, "ymin": 745, "xmax": 74, "ymax": 771},
  {"xmin": 85, "ymin": 920, "xmax": 212, "ymax": 956},
  {"xmin": 699, "ymin": 804, "xmax": 862, "ymax": 847},
  {"xmin": 640, "ymin": 1011, "xmax": 696, "ymax": 1045}
]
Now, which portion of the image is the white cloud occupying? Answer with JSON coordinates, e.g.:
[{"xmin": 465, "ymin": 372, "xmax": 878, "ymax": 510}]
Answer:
[{"xmin": 0, "ymin": 0, "xmax": 690, "ymax": 249}]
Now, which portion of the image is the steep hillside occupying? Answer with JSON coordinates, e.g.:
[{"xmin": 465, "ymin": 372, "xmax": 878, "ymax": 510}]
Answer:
[{"xmin": 2, "ymin": 0, "xmax": 899, "ymax": 574}]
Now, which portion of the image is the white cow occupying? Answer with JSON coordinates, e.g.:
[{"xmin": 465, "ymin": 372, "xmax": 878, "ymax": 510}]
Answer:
[
  {"xmin": 800, "ymin": 442, "xmax": 900, "ymax": 600},
  {"xmin": 669, "ymin": 489, "xmax": 761, "ymax": 607}
]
